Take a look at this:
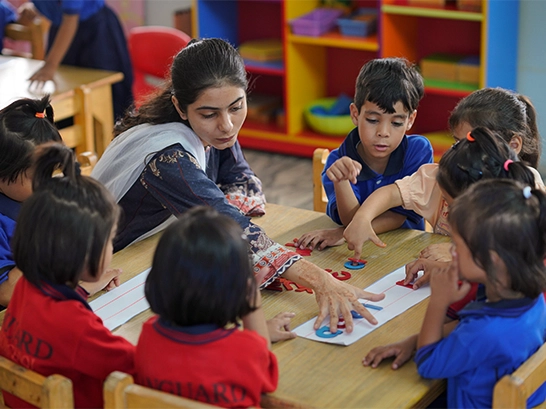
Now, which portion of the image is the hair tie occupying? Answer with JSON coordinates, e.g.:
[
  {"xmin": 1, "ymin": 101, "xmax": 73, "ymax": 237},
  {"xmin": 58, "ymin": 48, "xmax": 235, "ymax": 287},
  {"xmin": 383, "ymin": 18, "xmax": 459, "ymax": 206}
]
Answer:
[
  {"xmin": 503, "ymin": 159, "xmax": 513, "ymax": 172},
  {"xmin": 466, "ymin": 132, "xmax": 475, "ymax": 142},
  {"xmin": 523, "ymin": 186, "xmax": 532, "ymax": 199},
  {"xmin": 35, "ymin": 112, "xmax": 45, "ymax": 118}
]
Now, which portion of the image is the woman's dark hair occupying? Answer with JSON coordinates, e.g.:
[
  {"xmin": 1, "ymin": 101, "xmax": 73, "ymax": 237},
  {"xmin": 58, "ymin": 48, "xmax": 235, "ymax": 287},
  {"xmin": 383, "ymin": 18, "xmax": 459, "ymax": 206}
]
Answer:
[
  {"xmin": 449, "ymin": 87, "xmax": 541, "ymax": 167},
  {"xmin": 145, "ymin": 206, "xmax": 257, "ymax": 328},
  {"xmin": 114, "ymin": 38, "xmax": 248, "ymax": 136},
  {"xmin": 449, "ymin": 179, "xmax": 546, "ymax": 299},
  {"xmin": 437, "ymin": 127, "xmax": 536, "ymax": 199},
  {"xmin": 353, "ymin": 57, "xmax": 424, "ymax": 114},
  {"xmin": 12, "ymin": 143, "xmax": 120, "ymax": 288},
  {"xmin": 0, "ymin": 95, "xmax": 62, "ymax": 183}
]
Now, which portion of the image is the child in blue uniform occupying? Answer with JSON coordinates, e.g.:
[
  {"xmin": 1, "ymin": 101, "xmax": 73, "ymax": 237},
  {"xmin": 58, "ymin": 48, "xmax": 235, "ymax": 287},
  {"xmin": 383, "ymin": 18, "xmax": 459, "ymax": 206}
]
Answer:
[
  {"xmin": 297, "ymin": 57, "xmax": 433, "ymax": 250},
  {"xmin": 0, "ymin": 0, "xmax": 16, "ymax": 51},
  {"xmin": 136, "ymin": 206, "xmax": 277, "ymax": 408},
  {"xmin": 18, "ymin": 0, "xmax": 133, "ymax": 120},
  {"xmin": 0, "ymin": 142, "xmax": 135, "ymax": 408},
  {"xmin": 415, "ymin": 178, "xmax": 546, "ymax": 408}
]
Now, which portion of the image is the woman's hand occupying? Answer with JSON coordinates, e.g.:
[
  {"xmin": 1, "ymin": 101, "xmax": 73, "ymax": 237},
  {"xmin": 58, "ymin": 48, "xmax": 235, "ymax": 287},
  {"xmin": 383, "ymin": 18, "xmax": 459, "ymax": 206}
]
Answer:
[
  {"xmin": 267, "ymin": 312, "xmax": 297, "ymax": 343},
  {"xmin": 283, "ymin": 259, "xmax": 385, "ymax": 334},
  {"xmin": 419, "ymin": 242, "xmax": 452, "ymax": 262},
  {"xmin": 404, "ymin": 258, "xmax": 450, "ymax": 290},
  {"xmin": 362, "ymin": 334, "xmax": 418, "ymax": 370},
  {"xmin": 296, "ymin": 227, "xmax": 345, "ymax": 251}
]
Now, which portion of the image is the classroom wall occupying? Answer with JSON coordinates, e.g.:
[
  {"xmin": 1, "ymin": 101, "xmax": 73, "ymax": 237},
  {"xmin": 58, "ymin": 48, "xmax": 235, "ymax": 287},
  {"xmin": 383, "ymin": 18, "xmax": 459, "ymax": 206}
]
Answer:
[
  {"xmin": 517, "ymin": 0, "xmax": 546, "ymax": 176},
  {"xmin": 144, "ymin": 0, "xmax": 191, "ymax": 27}
]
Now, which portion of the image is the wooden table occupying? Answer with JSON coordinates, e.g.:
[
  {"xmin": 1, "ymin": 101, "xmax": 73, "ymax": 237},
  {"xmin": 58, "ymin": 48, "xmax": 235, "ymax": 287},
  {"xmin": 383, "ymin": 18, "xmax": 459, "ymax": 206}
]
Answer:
[
  {"xmin": 0, "ymin": 55, "xmax": 123, "ymax": 157},
  {"xmin": 107, "ymin": 204, "xmax": 451, "ymax": 408}
]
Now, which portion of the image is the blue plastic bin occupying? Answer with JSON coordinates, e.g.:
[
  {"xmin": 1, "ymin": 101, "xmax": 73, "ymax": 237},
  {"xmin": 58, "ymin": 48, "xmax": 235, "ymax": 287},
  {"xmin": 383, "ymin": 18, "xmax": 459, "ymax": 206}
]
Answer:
[
  {"xmin": 290, "ymin": 8, "xmax": 344, "ymax": 37},
  {"xmin": 337, "ymin": 8, "xmax": 377, "ymax": 37}
]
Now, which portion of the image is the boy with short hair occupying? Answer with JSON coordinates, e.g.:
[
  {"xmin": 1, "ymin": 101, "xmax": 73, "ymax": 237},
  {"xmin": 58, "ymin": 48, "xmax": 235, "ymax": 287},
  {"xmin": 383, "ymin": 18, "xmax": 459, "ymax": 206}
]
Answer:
[{"xmin": 297, "ymin": 57, "xmax": 433, "ymax": 250}]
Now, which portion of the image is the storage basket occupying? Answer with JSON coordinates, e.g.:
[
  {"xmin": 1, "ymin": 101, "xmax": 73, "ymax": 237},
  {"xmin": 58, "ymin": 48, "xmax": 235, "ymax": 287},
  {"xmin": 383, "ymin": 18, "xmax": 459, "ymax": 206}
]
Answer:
[
  {"xmin": 290, "ymin": 8, "xmax": 343, "ymax": 37},
  {"xmin": 337, "ymin": 8, "xmax": 377, "ymax": 37}
]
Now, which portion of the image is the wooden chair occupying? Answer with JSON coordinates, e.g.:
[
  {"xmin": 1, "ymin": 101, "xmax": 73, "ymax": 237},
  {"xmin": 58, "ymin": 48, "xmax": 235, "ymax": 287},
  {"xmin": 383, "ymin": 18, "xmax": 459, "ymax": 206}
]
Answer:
[
  {"xmin": 492, "ymin": 343, "xmax": 546, "ymax": 408},
  {"xmin": 3, "ymin": 17, "xmax": 49, "ymax": 60},
  {"xmin": 0, "ymin": 356, "xmax": 73, "ymax": 408},
  {"xmin": 313, "ymin": 148, "xmax": 329, "ymax": 213},
  {"xmin": 104, "ymin": 372, "xmax": 219, "ymax": 409},
  {"xmin": 77, "ymin": 151, "xmax": 98, "ymax": 176}
]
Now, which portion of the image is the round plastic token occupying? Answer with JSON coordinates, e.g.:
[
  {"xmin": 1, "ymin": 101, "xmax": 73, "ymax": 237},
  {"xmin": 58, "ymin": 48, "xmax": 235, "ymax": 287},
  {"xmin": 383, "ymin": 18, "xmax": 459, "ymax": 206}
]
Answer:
[{"xmin": 344, "ymin": 260, "xmax": 365, "ymax": 270}]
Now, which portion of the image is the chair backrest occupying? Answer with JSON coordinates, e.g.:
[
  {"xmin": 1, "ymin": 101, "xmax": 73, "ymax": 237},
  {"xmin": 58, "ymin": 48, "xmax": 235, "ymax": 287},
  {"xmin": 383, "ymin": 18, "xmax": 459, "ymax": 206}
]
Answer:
[
  {"xmin": 128, "ymin": 26, "xmax": 191, "ymax": 106},
  {"xmin": 3, "ymin": 17, "xmax": 48, "ymax": 60},
  {"xmin": 0, "ymin": 356, "xmax": 73, "ymax": 408},
  {"xmin": 104, "ymin": 372, "xmax": 219, "ymax": 409},
  {"xmin": 492, "ymin": 343, "xmax": 546, "ymax": 408},
  {"xmin": 313, "ymin": 148, "xmax": 329, "ymax": 213},
  {"xmin": 77, "ymin": 151, "xmax": 98, "ymax": 176}
]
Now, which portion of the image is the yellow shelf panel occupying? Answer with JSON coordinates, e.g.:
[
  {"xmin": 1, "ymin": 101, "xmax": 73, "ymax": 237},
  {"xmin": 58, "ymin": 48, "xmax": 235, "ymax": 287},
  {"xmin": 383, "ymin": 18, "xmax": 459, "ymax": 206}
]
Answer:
[
  {"xmin": 288, "ymin": 33, "xmax": 379, "ymax": 52},
  {"xmin": 382, "ymin": 4, "xmax": 483, "ymax": 21}
]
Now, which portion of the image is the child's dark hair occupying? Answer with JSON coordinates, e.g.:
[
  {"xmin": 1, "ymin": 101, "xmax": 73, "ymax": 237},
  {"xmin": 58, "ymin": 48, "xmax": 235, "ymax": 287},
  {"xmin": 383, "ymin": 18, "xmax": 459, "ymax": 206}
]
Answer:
[
  {"xmin": 0, "ymin": 95, "xmax": 62, "ymax": 183},
  {"xmin": 448, "ymin": 87, "xmax": 541, "ymax": 168},
  {"xmin": 353, "ymin": 57, "xmax": 424, "ymax": 114},
  {"xmin": 12, "ymin": 143, "xmax": 120, "ymax": 288},
  {"xmin": 437, "ymin": 127, "xmax": 535, "ymax": 199},
  {"xmin": 114, "ymin": 38, "xmax": 248, "ymax": 136},
  {"xmin": 449, "ymin": 179, "xmax": 546, "ymax": 299},
  {"xmin": 145, "ymin": 206, "xmax": 257, "ymax": 328}
]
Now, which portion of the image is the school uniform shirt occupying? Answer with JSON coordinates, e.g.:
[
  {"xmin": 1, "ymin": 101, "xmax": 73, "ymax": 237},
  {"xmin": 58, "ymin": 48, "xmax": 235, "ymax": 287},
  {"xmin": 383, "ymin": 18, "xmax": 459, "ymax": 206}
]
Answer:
[
  {"xmin": 0, "ymin": 193, "xmax": 20, "ymax": 287},
  {"xmin": 135, "ymin": 316, "xmax": 278, "ymax": 408},
  {"xmin": 415, "ymin": 296, "xmax": 546, "ymax": 409},
  {"xmin": 32, "ymin": 0, "xmax": 133, "ymax": 120},
  {"xmin": 0, "ymin": 277, "xmax": 135, "ymax": 408},
  {"xmin": 0, "ymin": 0, "xmax": 16, "ymax": 49},
  {"xmin": 110, "ymin": 139, "xmax": 301, "ymax": 288},
  {"xmin": 323, "ymin": 129, "xmax": 433, "ymax": 228}
]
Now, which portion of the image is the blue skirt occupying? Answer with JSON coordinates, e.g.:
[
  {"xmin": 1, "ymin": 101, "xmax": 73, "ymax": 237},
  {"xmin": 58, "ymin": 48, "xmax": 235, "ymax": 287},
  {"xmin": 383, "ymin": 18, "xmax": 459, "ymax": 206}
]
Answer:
[{"xmin": 48, "ymin": 5, "xmax": 134, "ymax": 121}]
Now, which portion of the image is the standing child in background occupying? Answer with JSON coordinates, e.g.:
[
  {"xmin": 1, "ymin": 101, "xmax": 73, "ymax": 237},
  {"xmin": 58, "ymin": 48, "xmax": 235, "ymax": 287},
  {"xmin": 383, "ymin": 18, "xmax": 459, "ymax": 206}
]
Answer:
[
  {"xmin": 0, "ymin": 143, "xmax": 135, "ymax": 408},
  {"xmin": 0, "ymin": 0, "xmax": 16, "ymax": 52},
  {"xmin": 0, "ymin": 96, "xmax": 119, "ymax": 307},
  {"xmin": 17, "ymin": 0, "xmax": 133, "ymax": 120},
  {"xmin": 297, "ymin": 57, "xmax": 433, "ymax": 251},
  {"xmin": 136, "ymin": 206, "xmax": 277, "ymax": 408},
  {"xmin": 415, "ymin": 179, "xmax": 546, "ymax": 409}
]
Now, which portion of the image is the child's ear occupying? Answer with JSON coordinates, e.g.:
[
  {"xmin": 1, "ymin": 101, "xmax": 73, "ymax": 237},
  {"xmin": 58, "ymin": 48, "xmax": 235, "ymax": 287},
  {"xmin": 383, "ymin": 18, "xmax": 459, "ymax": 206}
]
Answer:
[
  {"xmin": 349, "ymin": 103, "xmax": 359, "ymax": 127},
  {"xmin": 509, "ymin": 134, "xmax": 523, "ymax": 155},
  {"xmin": 407, "ymin": 109, "xmax": 417, "ymax": 130}
]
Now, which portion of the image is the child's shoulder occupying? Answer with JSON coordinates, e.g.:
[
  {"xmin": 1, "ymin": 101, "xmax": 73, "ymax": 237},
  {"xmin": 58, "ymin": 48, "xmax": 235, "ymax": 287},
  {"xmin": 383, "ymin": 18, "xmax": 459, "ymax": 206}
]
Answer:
[{"xmin": 405, "ymin": 134, "xmax": 433, "ymax": 152}]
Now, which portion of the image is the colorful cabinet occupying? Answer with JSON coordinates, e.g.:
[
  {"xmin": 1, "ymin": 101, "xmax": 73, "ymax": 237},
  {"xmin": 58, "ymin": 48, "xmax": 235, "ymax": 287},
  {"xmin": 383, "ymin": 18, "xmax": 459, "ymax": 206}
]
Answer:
[{"xmin": 193, "ymin": 0, "xmax": 519, "ymax": 157}]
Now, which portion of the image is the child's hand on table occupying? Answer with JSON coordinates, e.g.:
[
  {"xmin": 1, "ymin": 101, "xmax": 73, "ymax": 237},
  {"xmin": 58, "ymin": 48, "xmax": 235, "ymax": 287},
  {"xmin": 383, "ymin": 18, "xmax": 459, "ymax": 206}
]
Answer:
[
  {"xmin": 325, "ymin": 157, "xmax": 362, "ymax": 184},
  {"xmin": 404, "ymin": 258, "xmax": 450, "ymax": 290},
  {"xmin": 419, "ymin": 242, "xmax": 452, "ymax": 262},
  {"xmin": 80, "ymin": 268, "xmax": 122, "ymax": 296},
  {"xmin": 296, "ymin": 227, "xmax": 345, "ymax": 251},
  {"xmin": 344, "ymin": 218, "xmax": 385, "ymax": 261},
  {"xmin": 267, "ymin": 312, "xmax": 297, "ymax": 343},
  {"xmin": 362, "ymin": 334, "xmax": 418, "ymax": 370}
]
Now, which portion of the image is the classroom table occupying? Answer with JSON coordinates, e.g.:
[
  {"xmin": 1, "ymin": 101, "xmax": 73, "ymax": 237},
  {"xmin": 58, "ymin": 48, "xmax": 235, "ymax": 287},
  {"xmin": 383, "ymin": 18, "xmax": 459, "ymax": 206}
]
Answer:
[
  {"xmin": 108, "ymin": 203, "xmax": 452, "ymax": 409},
  {"xmin": 0, "ymin": 55, "xmax": 123, "ymax": 156}
]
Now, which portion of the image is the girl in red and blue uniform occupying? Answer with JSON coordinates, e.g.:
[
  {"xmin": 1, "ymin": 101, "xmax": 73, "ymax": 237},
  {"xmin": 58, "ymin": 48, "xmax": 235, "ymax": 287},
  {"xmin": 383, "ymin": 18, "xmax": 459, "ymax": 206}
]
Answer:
[
  {"xmin": 135, "ymin": 206, "xmax": 277, "ymax": 408},
  {"xmin": 0, "ymin": 143, "xmax": 135, "ymax": 408},
  {"xmin": 415, "ymin": 178, "xmax": 546, "ymax": 409}
]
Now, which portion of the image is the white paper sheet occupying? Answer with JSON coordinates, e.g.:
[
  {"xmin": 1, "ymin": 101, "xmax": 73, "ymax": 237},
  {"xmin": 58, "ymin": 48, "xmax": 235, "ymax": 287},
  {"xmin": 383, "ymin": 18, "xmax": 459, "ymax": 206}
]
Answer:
[
  {"xmin": 293, "ymin": 266, "xmax": 430, "ymax": 346},
  {"xmin": 89, "ymin": 268, "xmax": 151, "ymax": 331}
]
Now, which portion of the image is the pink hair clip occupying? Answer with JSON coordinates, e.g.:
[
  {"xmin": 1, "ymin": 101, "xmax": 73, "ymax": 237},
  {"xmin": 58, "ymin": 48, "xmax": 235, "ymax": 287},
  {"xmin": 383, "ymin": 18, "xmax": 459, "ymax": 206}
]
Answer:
[
  {"xmin": 503, "ymin": 159, "xmax": 513, "ymax": 171},
  {"xmin": 466, "ymin": 132, "xmax": 475, "ymax": 142}
]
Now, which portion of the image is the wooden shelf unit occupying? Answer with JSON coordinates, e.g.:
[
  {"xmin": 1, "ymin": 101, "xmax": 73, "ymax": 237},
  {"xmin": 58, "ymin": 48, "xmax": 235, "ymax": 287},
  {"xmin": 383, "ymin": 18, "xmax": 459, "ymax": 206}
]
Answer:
[{"xmin": 193, "ymin": 0, "xmax": 520, "ymax": 157}]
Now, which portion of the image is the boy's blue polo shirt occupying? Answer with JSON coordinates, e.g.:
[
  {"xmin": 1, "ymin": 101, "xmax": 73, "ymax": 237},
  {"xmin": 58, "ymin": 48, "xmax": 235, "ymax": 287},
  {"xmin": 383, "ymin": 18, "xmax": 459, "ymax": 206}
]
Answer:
[
  {"xmin": 323, "ymin": 128, "xmax": 433, "ymax": 228},
  {"xmin": 0, "ymin": 193, "xmax": 20, "ymax": 285},
  {"xmin": 415, "ymin": 296, "xmax": 546, "ymax": 409}
]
